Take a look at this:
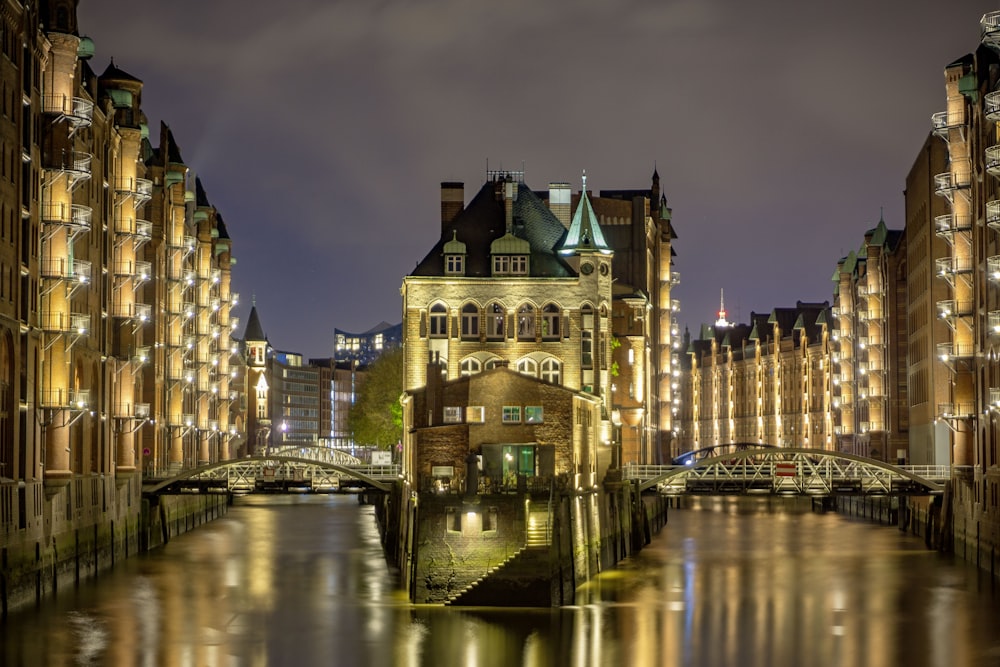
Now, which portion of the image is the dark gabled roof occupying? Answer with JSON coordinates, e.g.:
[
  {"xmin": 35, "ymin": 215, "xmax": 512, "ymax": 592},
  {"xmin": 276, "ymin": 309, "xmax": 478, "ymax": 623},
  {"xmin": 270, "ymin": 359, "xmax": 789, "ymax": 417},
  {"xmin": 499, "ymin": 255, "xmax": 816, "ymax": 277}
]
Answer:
[
  {"xmin": 217, "ymin": 215, "xmax": 230, "ymax": 240},
  {"xmin": 243, "ymin": 306, "xmax": 266, "ymax": 342},
  {"xmin": 196, "ymin": 177, "xmax": 210, "ymax": 207},
  {"xmin": 162, "ymin": 122, "xmax": 184, "ymax": 164},
  {"xmin": 410, "ymin": 179, "xmax": 574, "ymax": 278}
]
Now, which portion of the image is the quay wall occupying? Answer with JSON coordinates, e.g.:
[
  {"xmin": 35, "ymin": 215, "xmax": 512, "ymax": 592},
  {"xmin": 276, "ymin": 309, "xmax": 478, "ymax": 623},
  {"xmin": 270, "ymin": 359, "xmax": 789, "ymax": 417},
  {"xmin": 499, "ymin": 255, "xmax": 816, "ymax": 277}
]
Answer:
[{"xmin": 0, "ymin": 476, "xmax": 227, "ymax": 616}]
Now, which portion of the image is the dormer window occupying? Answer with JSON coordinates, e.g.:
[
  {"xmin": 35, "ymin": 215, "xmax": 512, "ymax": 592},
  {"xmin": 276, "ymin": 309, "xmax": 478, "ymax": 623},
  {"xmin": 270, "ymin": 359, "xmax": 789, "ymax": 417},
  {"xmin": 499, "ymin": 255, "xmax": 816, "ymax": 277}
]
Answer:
[
  {"xmin": 493, "ymin": 254, "xmax": 528, "ymax": 276},
  {"xmin": 446, "ymin": 254, "xmax": 465, "ymax": 275}
]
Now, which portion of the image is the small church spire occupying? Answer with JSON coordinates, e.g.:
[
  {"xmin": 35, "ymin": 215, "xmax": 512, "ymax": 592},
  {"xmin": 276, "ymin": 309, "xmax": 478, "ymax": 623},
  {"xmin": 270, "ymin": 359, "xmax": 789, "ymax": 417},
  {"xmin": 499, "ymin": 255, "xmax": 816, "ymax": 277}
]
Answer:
[{"xmin": 715, "ymin": 289, "xmax": 732, "ymax": 328}]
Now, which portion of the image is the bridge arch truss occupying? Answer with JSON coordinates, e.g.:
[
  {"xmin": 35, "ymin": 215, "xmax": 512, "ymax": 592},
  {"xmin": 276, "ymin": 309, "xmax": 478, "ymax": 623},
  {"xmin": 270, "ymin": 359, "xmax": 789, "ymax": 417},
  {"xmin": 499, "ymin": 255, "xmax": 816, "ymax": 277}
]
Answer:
[{"xmin": 627, "ymin": 448, "xmax": 948, "ymax": 496}]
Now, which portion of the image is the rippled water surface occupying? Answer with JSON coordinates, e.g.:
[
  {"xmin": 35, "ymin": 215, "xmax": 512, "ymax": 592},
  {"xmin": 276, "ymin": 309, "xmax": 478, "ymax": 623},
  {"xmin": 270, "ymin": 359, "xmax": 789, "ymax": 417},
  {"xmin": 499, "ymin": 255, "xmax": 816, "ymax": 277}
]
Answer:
[{"xmin": 3, "ymin": 495, "xmax": 1000, "ymax": 667}]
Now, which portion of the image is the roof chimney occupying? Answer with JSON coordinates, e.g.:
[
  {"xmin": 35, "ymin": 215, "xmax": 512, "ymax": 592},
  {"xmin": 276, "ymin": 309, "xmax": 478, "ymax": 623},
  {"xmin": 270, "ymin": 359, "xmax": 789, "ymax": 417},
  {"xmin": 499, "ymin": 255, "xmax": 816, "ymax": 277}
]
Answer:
[
  {"xmin": 549, "ymin": 182, "xmax": 571, "ymax": 228},
  {"xmin": 441, "ymin": 182, "xmax": 464, "ymax": 232}
]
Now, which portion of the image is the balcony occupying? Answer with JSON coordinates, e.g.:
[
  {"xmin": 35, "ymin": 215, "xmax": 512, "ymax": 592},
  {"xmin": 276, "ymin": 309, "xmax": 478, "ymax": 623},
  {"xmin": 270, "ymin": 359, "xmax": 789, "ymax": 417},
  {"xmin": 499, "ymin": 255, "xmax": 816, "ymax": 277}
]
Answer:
[
  {"xmin": 934, "ymin": 171, "xmax": 971, "ymax": 199},
  {"xmin": 987, "ymin": 146, "xmax": 1000, "ymax": 178},
  {"xmin": 40, "ymin": 311, "xmax": 89, "ymax": 334},
  {"xmin": 670, "ymin": 271, "xmax": 680, "ymax": 286},
  {"xmin": 935, "ymin": 213, "xmax": 973, "ymax": 240},
  {"xmin": 116, "ymin": 177, "xmax": 153, "ymax": 206},
  {"xmin": 41, "ymin": 202, "xmax": 92, "ymax": 236},
  {"xmin": 39, "ymin": 388, "xmax": 90, "ymax": 410},
  {"xmin": 989, "ymin": 256, "xmax": 1000, "ymax": 281},
  {"xmin": 982, "ymin": 10, "xmax": 1000, "ymax": 50},
  {"xmin": 43, "ymin": 95, "xmax": 94, "ymax": 135},
  {"xmin": 936, "ymin": 256, "xmax": 975, "ymax": 279},
  {"xmin": 987, "ymin": 91, "xmax": 1000, "ymax": 122},
  {"xmin": 113, "ymin": 260, "xmax": 151, "ymax": 281},
  {"xmin": 167, "ymin": 414, "xmax": 195, "ymax": 428},
  {"xmin": 991, "ymin": 388, "xmax": 1000, "ymax": 409},
  {"xmin": 132, "ymin": 347, "xmax": 150, "ymax": 365},
  {"xmin": 197, "ymin": 380, "xmax": 220, "ymax": 394},
  {"xmin": 989, "ymin": 310, "xmax": 1000, "ymax": 334},
  {"xmin": 45, "ymin": 150, "xmax": 92, "ymax": 191},
  {"xmin": 931, "ymin": 110, "xmax": 965, "ymax": 138},
  {"xmin": 937, "ymin": 341, "xmax": 974, "ymax": 362},
  {"xmin": 40, "ymin": 257, "xmax": 90, "ymax": 283},
  {"xmin": 168, "ymin": 235, "xmax": 197, "ymax": 254},
  {"xmin": 113, "ymin": 402, "xmax": 150, "ymax": 419},
  {"xmin": 937, "ymin": 299, "xmax": 973, "ymax": 320},
  {"xmin": 989, "ymin": 201, "xmax": 1000, "ymax": 232},
  {"xmin": 111, "ymin": 301, "xmax": 151, "ymax": 322},
  {"xmin": 938, "ymin": 402, "xmax": 975, "ymax": 420}
]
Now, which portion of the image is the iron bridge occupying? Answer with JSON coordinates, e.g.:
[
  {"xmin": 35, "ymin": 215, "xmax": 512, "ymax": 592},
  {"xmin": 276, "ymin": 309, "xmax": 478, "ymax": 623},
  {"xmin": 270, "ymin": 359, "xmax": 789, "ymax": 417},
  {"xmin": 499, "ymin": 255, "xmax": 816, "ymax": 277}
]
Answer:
[
  {"xmin": 145, "ymin": 448, "xmax": 400, "ymax": 494},
  {"xmin": 625, "ymin": 448, "xmax": 949, "ymax": 496}
]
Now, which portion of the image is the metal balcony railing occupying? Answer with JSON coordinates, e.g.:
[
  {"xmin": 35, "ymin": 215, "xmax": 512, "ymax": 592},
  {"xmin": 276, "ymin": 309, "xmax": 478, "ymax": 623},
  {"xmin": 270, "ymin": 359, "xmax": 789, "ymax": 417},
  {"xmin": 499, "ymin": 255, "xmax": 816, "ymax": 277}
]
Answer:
[
  {"xmin": 934, "ymin": 171, "xmax": 971, "ymax": 197},
  {"xmin": 40, "ymin": 311, "xmax": 89, "ymax": 334},
  {"xmin": 982, "ymin": 10, "xmax": 1000, "ymax": 50},
  {"xmin": 936, "ymin": 256, "xmax": 975, "ymax": 276},
  {"xmin": 938, "ymin": 402, "xmax": 975, "ymax": 419},
  {"xmin": 986, "ymin": 146, "xmax": 1000, "ymax": 177},
  {"xmin": 39, "ymin": 387, "xmax": 90, "ymax": 409},
  {"xmin": 937, "ymin": 299, "xmax": 973, "ymax": 319},
  {"xmin": 167, "ymin": 414, "xmax": 195, "ymax": 428},
  {"xmin": 40, "ymin": 257, "xmax": 90, "ymax": 283},
  {"xmin": 41, "ymin": 202, "xmax": 92, "ymax": 232},
  {"xmin": 989, "ymin": 311, "xmax": 1000, "ymax": 334},
  {"xmin": 111, "ymin": 301, "xmax": 151, "ymax": 322},
  {"xmin": 116, "ymin": 176, "xmax": 153, "ymax": 202},
  {"xmin": 43, "ymin": 95, "xmax": 94, "ymax": 130},
  {"xmin": 937, "ymin": 342, "xmax": 974, "ymax": 361},
  {"xmin": 931, "ymin": 110, "xmax": 966, "ymax": 136},
  {"xmin": 45, "ymin": 150, "xmax": 92, "ymax": 179},
  {"xmin": 935, "ymin": 213, "xmax": 972, "ymax": 238}
]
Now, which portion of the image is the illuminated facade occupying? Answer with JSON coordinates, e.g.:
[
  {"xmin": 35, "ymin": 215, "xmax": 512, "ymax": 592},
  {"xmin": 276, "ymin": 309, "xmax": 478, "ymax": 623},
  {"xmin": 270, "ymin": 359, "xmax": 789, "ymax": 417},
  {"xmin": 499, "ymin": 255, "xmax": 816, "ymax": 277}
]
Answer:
[
  {"xmin": 334, "ymin": 321, "xmax": 400, "ymax": 366},
  {"xmin": 0, "ymin": 1, "xmax": 242, "ymax": 610},
  {"xmin": 679, "ymin": 302, "xmax": 834, "ymax": 452},
  {"xmin": 831, "ymin": 218, "xmax": 908, "ymax": 463},
  {"xmin": 400, "ymin": 171, "xmax": 616, "ymax": 489}
]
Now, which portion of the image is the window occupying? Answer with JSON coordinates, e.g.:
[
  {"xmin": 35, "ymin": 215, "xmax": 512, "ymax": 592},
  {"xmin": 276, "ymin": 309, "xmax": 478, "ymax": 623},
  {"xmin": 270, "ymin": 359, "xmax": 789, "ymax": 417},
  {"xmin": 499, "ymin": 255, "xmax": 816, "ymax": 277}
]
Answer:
[
  {"xmin": 582, "ymin": 331, "xmax": 593, "ymax": 369},
  {"xmin": 542, "ymin": 304, "xmax": 561, "ymax": 339},
  {"xmin": 461, "ymin": 303, "xmax": 479, "ymax": 339},
  {"xmin": 446, "ymin": 254, "xmax": 464, "ymax": 274},
  {"xmin": 460, "ymin": 358, "xmax": 481, "ymax": 376},
  {"xmin": 486, "ymin": 302, "xmax": 505, "ymax": 339},
  {"xmin": 525, "ymin": 406, "xmax": 544, "ymax": 424},
  {"xmin": 502, "ymin": 406, "xmax": 521, "ymax": 423},
  {"xmin": 443, "ymin": 406, "xmax": 462, "ymax": 423},
  {"xmin": 467, "ymin": 406, "xmax": 485, "ymax": 422},
  {"xmin": 541, "ymin": 358, "xmax": 561, "ymax": 384},
  {"xmin": 517, "ymin": 304, "xmax": 535, "ymax": 340},
  {"xmin": 484, "ymin": 358, "xmax": 503, "ymax": 370},
  {"xmin": 517, "ymin": 358, "xmax": 537, "ymax": 376},
  {"xmin": 429, "ymin": 303, "xmax": 447, "ymax": 338},
  {"xmin": 493, "ymin": 255, "xmax": 528, "ymax": 276}
]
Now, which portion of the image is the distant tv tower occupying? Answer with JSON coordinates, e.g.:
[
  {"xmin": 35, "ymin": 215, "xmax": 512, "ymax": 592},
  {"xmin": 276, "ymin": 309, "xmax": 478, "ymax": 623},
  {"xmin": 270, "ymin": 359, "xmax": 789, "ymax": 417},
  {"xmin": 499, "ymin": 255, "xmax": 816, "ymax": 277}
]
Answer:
[{"xmin": 715, "ymin": 288, "xmax": 732, "ymax": 328}]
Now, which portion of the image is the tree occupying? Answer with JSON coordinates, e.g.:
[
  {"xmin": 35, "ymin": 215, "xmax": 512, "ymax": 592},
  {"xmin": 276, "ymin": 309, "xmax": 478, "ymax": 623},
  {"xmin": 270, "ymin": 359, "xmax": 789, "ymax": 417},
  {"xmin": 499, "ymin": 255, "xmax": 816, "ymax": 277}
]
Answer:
[{"xmin": 348, "ymin": 347, "xmax": 403, "ymax": 450}]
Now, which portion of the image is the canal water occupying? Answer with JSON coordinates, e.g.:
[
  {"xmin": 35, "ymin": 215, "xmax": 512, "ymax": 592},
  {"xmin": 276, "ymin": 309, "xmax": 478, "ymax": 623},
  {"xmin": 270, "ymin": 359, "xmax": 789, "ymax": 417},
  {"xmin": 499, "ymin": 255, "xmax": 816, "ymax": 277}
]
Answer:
[{"xmin": 3, "ymin": 494, "xmax": 1000, "ymax": 667}]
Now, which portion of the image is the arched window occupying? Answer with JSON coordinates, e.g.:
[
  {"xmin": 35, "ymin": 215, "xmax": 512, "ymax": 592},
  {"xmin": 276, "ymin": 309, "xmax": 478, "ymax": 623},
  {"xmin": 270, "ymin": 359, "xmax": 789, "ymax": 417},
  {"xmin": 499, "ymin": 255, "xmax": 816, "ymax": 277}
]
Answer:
[
  {"xmin": 517, "ymin": 304, "xmax": 535, "ymax": 340},
  {"xmin": 517, "ymin": 358, "xmax": 537, "ymax": 377},
  {"xmin": 541, "ymin": 358, "xmax": 561, "ymax": 384},
  {"xmin": 429, "ymin": 303, "xmax": 447, "ymax": 338},
  {"xmin": 486, "ymin": 302, "xmax": 505, "ymax": 339},
  {"xmin": 485, "ymin": 358, "xmax": 504, "ymax": 370},
  {"xmin": 461, "ymin": 303, "xmax": 480, "ymax": 340},
  {"xmin": 542, "ymin": 303, "xmax": 560, "ymax": 339},
  {"xmin": 460, "ymin": 358, "xmax": 482, "ymax": 376}
]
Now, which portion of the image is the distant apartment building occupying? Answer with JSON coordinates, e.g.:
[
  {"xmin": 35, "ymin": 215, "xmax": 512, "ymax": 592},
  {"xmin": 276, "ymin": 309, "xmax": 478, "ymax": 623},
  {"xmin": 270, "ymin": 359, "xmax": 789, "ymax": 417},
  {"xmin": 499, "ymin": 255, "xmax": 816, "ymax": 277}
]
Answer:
[
  {"xmin": 334, "ymin": 321, "xmax": 401, "ymax": 367},
  {"xmin": 831, "ymin": 218, "xmax": 908, "ymax": 463},
  {"xmin": 679, "ymin": 302, "xmax": 834, "ymax": 453}
]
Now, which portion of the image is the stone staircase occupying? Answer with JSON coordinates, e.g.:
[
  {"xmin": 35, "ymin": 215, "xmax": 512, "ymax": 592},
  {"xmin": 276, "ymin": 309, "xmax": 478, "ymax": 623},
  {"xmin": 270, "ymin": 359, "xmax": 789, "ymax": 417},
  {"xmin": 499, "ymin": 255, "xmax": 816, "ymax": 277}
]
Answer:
[
  {"xmin": 443, "ymin": 546, "xmax": 527, "ymax": 606},
  {"xmin": 526, "ymin": 508, "xmax": 551, "ymax": 547}
]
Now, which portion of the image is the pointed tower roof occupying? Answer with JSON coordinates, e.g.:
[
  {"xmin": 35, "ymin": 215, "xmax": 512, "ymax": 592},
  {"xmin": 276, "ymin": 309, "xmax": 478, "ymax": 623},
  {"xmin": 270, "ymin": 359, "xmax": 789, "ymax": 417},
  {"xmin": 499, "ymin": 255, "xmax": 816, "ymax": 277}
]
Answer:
[
  {"xmin": 559, "ymin": 172, "xmax": 611, "ymax": 256},
  {"xmin": 100, "ymin": 59, "xmax": 142, "ymax": 84},
  {"xmin": 243, "ymin": 304, "xmax": 266, "ymax": 342}
]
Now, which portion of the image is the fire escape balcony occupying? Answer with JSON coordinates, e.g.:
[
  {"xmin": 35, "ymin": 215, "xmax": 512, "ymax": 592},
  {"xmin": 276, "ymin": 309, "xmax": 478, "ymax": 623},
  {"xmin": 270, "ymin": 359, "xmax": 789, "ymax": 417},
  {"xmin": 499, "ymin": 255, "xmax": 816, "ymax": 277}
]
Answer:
[
  {"xmin": 114, "ymin": 215, "xmax": 153, "ymax": 249},
  {"xmin": 39, "ymin": 388, "xmax": 90, "ymax": 410},
  {"xmin": 167, "ymin": 413, "xmax": 195, "ymax": 428},
  {"xmin": 987, "ymin": 146, "xmax": 1000, "ymax": 178},
  {"xmin": 115, "ymin": 177, "xmax": 153, "ymax": 207},
  {"xmin": 670, "ymin": 271, "xmax": 681, "ymax": 286},
  {"xmin": 40, "ymin": 257, "xmax": 90, "ymax": 284},
  {"xmin": 44, "ymin": 150, "xmax": 92, "ymax": 192},
  {"xmin": 934, "ymin": 171, "xmax": 971, "ymax": 200},
  {"xmin": 982, "ymin": 10, "xmax": 1000, "ymax": 50},
  {"xmin": 938, "ymin": 402, "xmax": 975, "ymax": 421},
  {"xmin": 40, "ymin": 311, "xmax": 89, "ymax": 334},
  {"xmin": 931, "ymin": 110, "xmax": 967, "ymax": 142},
  {"xmin": 989, "ymin": 310, "xmax": 1000, "ymax": 335},
  {"xmin": 987, "ymin": 91, "xmax": 1000, "ymax": 122},
  {"xmin": 937, "ymin": 299, "xmax": 974, "ymax": 325},
  {"xmin": 113, "ymin": 260, "xmax": 151, "ymax": 283},
  {"xmin": 41, "ymin": 203, "xmax": 92, "ymax": 239},
  {"xmin": 935, "ymin": 213, "xmax": 973, "ymax": 242},
  {"xmin": 111, "ymin": 301, "xmax": 151, "ymax": 323},
  {"xmin": 990, "ymin": 388, "xmax": 1000, "ymax": 410},
  {"xmin": 167, "ymin": 235, "xmax": 197, "ymax": 256},
  {"xmin": 43, "ymin": 95, "xmax": 94, "ymax": 136},
  {"xmin": 936, "ymin": 256, "xmax": 975, "ymax": 282},
  {"xmin": 937, "ymin": 341, "xmax": 974, "ymax": 366},
  {"xmin": 113, "ymin": 402, "xmax": 151, "ymax": 420},
  {"xmin": 228, "ymin": 316, "xmax": 240, "ymax": 333},
  {"xmin": 670, "ymin": 299, "xmax": 680, "ymax": 312},
  {"xmin": 196, "ymin": 380, "xmax": 220, "ymax": 394},
  {"xmin": 989, "ymin": 256, "xmax": 1000, "ymax": 281},
  {"xmin": 988, "ymin": 201, "xmax": 1000, "ymax": 232}
]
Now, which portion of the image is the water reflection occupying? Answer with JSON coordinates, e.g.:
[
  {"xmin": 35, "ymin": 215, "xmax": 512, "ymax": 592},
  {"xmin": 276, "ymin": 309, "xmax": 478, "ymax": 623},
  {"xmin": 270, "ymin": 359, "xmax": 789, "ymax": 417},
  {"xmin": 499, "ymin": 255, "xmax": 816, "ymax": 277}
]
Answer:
[{"xmin": 2, "ymin": 495, "xmax": 1000, "ymax": 666}]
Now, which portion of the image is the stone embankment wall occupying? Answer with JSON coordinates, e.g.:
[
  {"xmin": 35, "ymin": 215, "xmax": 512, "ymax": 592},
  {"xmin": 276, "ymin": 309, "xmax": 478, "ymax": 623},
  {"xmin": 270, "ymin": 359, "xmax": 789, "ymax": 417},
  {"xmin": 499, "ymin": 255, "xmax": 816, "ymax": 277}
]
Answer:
[
  {"xmin": 1, "ymin": 484, "xmax": 227, "ymax": 616},
  {"xmin": 384, "ymin": 481, "xmax": 668, "ymax": 606}
]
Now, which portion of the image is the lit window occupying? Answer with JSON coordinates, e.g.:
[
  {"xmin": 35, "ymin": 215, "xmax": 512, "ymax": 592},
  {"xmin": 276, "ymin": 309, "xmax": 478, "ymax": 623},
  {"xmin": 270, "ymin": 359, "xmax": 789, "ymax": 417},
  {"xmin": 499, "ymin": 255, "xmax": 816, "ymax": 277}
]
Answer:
[
  {"xmin": 461, "ymin": 303, "xmax": 480, "ymax": 339},
  {"xmin": 518, "ymin": 304, "xmax": 535, "ymax": 340},
  {"xmin": 517, "ymin": 358, "xmax": 537, "ymax": 376},
  {"xmin": 467, "ymin": 406, "xmax": 485, "ymax": 422},
  {"xmin": 541, "ymin": 358, "xmax": 561, "ymax": 384},
  {"xmin": 486, "ymin": 302, "xmax": 505, "ymax": 339},
  {"xmin": 502, "ymin": 406, "xmax": 521, "ymax": 423},
  {"xmin": 460, "ymin": 358, "xmax": 481, "ymax": 376},
  {"xmin": 581, "ymin": 331, "xmax": 593, "ymax": 369},
  {"xmin": 446, "ymin": 254, "xmax": 464, "ymax": 275},
  {"xmin": 429, "ymin": 303, "xmax": 447, "ymax": 338},
  {"xmin": 525, "ymin": 406, "xmax": 543, "ymax": 424},
  {"xmin": 492, "ymin": 255, "xmax": 528, "ymax": 275},
  {"xmin": 443, "ymin": 406, "xmax": 462, "ymax": 423}
]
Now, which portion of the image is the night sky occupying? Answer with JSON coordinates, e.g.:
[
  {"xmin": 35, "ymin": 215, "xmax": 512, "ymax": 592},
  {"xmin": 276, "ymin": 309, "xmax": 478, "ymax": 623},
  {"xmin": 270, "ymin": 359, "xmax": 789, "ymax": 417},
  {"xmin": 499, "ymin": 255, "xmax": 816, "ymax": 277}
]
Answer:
[{"xmin": 77, "ymin": 0, "xmax": 999, "ymax": 358}]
